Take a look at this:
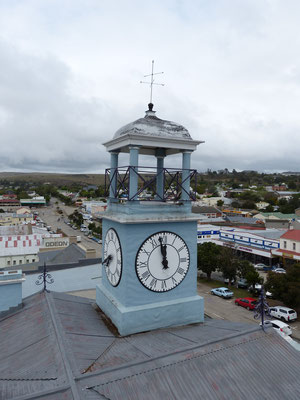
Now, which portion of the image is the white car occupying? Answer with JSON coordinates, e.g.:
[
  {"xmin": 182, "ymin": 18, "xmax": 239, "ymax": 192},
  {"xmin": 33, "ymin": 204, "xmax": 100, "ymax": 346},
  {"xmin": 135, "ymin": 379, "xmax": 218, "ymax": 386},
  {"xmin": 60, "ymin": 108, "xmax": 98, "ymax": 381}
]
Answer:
[
  {"xmin": 263, "ymin": 320, "xmax": 292, "ymax": 336},
  {"xmin": 269, "ymin": 306, "xmax": 297, "ymax": 322},
  {"xmin": 273, "ymin": 268, "xmax": 286, "ymax": 274},
  {"xmin": 254, "ymin": 263, "xmax": 266, "ymax": 271}
]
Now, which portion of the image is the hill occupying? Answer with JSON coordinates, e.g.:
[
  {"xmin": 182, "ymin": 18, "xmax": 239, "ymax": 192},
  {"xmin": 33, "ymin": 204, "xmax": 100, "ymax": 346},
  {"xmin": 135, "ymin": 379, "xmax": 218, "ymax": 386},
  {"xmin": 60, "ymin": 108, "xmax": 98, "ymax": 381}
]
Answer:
[{"xmin": 0, "ymin": 172, "xmax": 106, "ymax": 187}]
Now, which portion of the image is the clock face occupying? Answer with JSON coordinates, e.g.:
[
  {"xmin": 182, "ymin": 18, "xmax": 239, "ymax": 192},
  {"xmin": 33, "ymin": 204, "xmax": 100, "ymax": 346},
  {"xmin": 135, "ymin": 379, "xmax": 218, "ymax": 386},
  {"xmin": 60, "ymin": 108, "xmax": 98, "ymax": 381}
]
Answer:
[
  {"xmin": 103, "ymin": 228, "xmax": 122, "ymax": 287},
  {"xmin": 136, "ymin": 231, "xmax": 190, "ymax": 292}
]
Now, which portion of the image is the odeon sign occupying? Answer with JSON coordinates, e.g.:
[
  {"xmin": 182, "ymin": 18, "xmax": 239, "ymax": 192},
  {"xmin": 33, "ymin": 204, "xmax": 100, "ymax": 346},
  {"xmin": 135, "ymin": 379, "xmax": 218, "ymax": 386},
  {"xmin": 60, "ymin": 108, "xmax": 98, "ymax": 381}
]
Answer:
[{"xmin": 45, "ymin": 240, "xmax": 69, "ymax": 247}]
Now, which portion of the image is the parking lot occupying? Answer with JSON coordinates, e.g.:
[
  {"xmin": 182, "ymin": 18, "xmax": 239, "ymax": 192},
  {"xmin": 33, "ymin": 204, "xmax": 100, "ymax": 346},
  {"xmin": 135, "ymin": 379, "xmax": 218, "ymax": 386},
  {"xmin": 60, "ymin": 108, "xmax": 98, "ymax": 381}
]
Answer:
[{"xmin": 197, "ymin": 280, "xmax": 300, "ymax": 341}]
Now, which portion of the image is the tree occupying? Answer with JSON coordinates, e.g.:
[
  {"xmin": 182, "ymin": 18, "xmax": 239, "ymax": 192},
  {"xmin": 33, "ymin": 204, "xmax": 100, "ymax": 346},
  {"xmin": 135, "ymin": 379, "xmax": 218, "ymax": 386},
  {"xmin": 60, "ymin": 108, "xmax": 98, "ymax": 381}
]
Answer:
[
  {"xmin": 265, "ymin": 265, "xmax": 300, "ymax": 308},
  {"xmin": 217, "ymin": 199, "xmax": 224, "ymax": 207},
  {"xmin": 218, "ymin": 247, "xmax": 238, "ymax": 284},
  {"xmin": 236, "ymin": 259, "xmax": 254, "ymax": 278},
  {"xmin": 245, "ymin": 269, "xmax": 261, "ymax": 292},
  {"xmin": 197, "ymin": 242, "xmax": 221, "ymax": 280}
]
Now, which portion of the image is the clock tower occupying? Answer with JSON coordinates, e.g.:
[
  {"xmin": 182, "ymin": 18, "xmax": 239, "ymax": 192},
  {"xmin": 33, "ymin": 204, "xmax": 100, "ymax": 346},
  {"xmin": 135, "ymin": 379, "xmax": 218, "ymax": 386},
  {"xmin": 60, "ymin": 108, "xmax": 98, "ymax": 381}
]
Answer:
[{"xmin": 96, "ymin": 103, "xmax": 205, "ymax": 336}]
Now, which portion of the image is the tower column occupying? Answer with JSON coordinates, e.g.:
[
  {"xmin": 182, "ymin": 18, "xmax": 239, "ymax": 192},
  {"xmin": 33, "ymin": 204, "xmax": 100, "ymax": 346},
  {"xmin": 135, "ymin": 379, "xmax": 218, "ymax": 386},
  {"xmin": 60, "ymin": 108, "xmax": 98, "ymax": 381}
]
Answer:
[
  {"xmin": 109, "ymin": 151, "xmax": 119, "ymax": 200},
  {"xmin": 129, "ymin": 146, "xmax": 139, "ymax": 200},
  {"xmin": 155, "ymin": 149, "xmax": 165, "ymax": 200},
  {"xmin": 181, "ymin": 151, "xmax": 192, "ymax": 201}
]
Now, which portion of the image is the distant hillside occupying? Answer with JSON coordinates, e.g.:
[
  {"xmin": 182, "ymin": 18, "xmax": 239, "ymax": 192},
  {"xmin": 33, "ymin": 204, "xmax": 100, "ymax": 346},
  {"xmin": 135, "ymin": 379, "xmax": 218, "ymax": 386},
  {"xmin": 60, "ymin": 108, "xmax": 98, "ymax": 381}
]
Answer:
[{"xmin": 0, "ymin": 172, "xmax": 106, "ymax": 186}]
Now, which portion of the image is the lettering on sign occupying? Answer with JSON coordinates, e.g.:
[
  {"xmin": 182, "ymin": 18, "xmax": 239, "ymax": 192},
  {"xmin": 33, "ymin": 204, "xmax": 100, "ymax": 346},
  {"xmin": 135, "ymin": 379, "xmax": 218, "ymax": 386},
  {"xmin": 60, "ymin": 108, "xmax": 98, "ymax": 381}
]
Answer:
[{"xmin": 45, "ymin": 241, "xmax": 69, "ymax": 247}]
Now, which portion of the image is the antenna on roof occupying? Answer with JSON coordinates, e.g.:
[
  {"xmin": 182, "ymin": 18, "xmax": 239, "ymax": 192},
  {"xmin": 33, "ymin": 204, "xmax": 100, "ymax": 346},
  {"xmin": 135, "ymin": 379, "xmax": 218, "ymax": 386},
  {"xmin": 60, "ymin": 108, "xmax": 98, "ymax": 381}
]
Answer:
[{"xmin": 140, "ymin": 60, "xmax": 164, "ymax": 106}]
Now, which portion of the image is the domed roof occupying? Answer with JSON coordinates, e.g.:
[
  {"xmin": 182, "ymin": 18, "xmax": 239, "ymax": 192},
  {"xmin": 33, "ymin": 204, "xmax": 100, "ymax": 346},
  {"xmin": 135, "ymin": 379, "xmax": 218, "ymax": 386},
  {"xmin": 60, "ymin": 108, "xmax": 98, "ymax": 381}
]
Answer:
[{"xmin": 113, "ymin": 104, "xmax": 192, "ymax": 140}]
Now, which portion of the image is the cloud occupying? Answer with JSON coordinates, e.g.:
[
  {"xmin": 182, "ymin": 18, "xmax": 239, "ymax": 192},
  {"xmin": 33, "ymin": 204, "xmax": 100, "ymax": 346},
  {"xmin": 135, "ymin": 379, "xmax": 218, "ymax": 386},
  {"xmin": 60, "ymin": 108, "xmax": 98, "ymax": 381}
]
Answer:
[{"xmin": 1, "ymin": 0, "xmax": 300, "ymax": 173}]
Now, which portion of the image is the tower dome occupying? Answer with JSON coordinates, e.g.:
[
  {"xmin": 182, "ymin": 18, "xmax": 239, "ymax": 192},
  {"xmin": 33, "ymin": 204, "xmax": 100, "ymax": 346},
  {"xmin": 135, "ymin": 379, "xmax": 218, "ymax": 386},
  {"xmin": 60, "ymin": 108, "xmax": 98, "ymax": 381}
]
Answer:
[
  {"xmin": 113, "ymin": 103, "xmax": 192, "ymax": 141},
  {"xmin": 104, "ymin": 104, "xmax": 203, "ymax": 156}
]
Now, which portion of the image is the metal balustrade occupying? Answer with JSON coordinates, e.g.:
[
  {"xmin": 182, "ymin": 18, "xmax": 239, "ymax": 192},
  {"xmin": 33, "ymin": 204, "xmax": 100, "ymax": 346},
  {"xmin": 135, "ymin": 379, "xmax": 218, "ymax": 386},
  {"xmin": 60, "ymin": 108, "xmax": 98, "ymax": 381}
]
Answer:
[{"xmin": 105, "ymin": 166, "xmax": 197, "ymax": 202}]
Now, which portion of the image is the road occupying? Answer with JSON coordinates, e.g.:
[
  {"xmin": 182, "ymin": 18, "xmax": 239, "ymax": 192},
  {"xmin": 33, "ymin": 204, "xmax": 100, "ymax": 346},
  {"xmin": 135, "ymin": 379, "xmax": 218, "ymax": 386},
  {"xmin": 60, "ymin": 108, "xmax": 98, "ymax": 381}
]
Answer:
[{"xmin": 37, "ymin": 199, "xmax": 102, "ymax": 258}]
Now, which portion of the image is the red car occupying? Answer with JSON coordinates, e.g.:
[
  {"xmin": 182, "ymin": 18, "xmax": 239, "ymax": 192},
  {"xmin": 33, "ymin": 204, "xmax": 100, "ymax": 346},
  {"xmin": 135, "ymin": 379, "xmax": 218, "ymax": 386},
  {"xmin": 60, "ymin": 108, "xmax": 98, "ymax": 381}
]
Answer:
[{"xmin": 235, "ymin": 297, "xmax": 257, "ymax": 310}]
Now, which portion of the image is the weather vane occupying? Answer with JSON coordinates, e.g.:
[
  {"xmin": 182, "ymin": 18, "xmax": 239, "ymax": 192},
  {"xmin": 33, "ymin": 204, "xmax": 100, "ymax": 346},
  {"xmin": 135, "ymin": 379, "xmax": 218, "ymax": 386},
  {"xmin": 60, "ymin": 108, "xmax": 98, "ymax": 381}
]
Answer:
[{"xmin": 140, "ymin": 60, "xmax": 164, "ymax": 104}]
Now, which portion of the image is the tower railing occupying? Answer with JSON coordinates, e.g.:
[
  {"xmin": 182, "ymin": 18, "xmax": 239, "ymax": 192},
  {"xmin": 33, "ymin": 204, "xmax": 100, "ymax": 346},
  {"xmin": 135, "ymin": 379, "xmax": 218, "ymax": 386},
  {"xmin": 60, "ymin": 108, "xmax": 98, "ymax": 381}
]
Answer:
[{"xmin": 105, "ymin": 166, "xmax": 197, "ymax": 202}]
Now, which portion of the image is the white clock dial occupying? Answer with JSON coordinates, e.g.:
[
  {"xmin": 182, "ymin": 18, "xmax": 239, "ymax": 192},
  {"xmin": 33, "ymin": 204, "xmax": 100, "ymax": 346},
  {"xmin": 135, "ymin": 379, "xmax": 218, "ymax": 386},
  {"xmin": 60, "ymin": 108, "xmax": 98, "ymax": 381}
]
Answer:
[
  {"xmin": 136, "ymin": 231, "xmax": 190, "ymax": 292},
  {"xmin": 103, "ymin": 228, "xmax": 122, "ymax": 287}
]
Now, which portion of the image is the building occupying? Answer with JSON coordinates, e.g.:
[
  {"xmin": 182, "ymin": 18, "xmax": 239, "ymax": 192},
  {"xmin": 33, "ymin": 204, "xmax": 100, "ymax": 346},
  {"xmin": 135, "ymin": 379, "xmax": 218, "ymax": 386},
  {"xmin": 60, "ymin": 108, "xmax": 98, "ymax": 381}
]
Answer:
[
  {"xmin": 20, "ymin": 196, "xmax": 46, "ymax": 206},
  {"xmin": 0, "ymin": 288, "xmax": 300, "ymax": 399},
  {"xmin": 0, "ymin": 212, "xmax": 33, "ymax": 226},
  {"xmin": 276, "ymin": 230, "xmax": 300, "ymax": 261},
  {"xmin": 192, "ymin": 205, "xmax": 222, "ymax": 218},
  {"xmin": 0, "ymin": 234, "xmax": 40, "ymax": 268}
]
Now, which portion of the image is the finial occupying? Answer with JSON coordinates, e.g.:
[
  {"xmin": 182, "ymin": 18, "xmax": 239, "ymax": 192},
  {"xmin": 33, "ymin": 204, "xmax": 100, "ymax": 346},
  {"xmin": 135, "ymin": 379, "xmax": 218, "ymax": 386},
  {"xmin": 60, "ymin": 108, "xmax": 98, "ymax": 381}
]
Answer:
[
  {"xmin": 140, "ymin": 60, "xmax": 164, "ymax": 105},
  {"xmin": 148, "ymin": 103, "xmax": 154, "ymax": 111}
]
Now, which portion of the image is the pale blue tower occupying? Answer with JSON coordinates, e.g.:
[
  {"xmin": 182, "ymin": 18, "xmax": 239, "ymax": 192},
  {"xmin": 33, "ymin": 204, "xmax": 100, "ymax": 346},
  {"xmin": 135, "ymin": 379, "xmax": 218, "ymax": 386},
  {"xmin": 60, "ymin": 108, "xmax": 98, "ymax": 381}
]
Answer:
[{"xmin": 96, "ymin": 103, "xmax": 205, "ymax": 336}]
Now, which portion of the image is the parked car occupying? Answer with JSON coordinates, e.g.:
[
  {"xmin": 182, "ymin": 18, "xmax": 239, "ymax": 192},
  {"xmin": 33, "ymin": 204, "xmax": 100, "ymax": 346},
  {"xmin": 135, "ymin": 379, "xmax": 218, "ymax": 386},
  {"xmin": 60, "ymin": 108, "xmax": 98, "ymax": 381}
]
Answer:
[
  {"xmin": 224, "ymin": 277, "xmax": 235, "ymax": 284},
  {"xmin": 273, "ymin": 268, "xmax": 286, "ymax": 274},
  {"xmin": 210, "ymin": 287, "xmax": 234, "ymax": 299},
  {"xmin": 237, "ymin": 278, "xmax": 248, "ymax": 289},
  {"xmin": 235, "ymin": 297, "xmax": 257, "ymax": 310},
  {"xmin": 248, "ymin": 283, "xmax": 262, "ymax": 294},
  {"xmin": 262, "ymin": 320, "xmax": 292, "ymax": 336},
  {"xmin": 269, "ymin": 306, "xmax": 297, "ymax": 322},
  {"xmin": 254, "ymin": 263, "xmax": 266, "ymax": 271},
  {"xmin": 263, "ymin": 265, "xmax": 277, "ymax": 272}
]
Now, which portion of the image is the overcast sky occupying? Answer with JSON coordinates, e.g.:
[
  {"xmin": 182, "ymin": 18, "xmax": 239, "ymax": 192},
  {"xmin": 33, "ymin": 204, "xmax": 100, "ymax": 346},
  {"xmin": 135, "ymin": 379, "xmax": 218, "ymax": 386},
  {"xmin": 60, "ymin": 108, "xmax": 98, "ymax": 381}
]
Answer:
[{"xmin": 1, "ymin": 0, "xmax": 300, "ymax": 174}]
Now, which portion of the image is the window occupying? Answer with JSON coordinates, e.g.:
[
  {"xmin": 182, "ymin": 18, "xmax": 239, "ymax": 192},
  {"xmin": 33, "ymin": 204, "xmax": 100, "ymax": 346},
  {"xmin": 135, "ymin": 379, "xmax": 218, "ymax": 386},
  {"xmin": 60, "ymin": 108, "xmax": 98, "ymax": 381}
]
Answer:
[
  {"xmin": 7, "ymin": 261, "xmax": 10, "ymax": 266},
  {"xmin": 32, "ymin": 259, "xmax": 35, "ymax": 262},
  {"xmin": 284, "ymin": 241, "xmax": 287, "ymax": 249},
  {"xmin": 13, "ymin": 260, "xmax": 16, "ymax": 265},
  {"xmin": 293, "ymin": 243, "xmax": 296, "ymax": 251},
  {"xmin": 19, "ymin": 260, "xmax": 22, "ymax": 264}
]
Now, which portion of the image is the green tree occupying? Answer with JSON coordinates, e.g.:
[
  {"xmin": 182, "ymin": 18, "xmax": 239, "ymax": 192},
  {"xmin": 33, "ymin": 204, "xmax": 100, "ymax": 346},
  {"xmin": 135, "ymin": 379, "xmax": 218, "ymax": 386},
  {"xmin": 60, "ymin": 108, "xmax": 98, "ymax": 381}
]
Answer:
[
  {"xmin": 236, "ymin": 259, "xmax": 254, "ymax": 278},
  {"xmin": 218, "ymin": 247, "xmax": 238, "ymax": 284},
  {"xmin": 197, "ymin": 242, "xmax": 221, "ymax": 280},
  {"xmin": 217, "ymin": 199, "xmax": 224, "ymax": 207},
  {"xmin": 245, "ymin": 269, "xmax": 262, "ymax": 291},
  {"xmin": 265, "ymin": 265, "xmax": 300, "ymax": 308}
]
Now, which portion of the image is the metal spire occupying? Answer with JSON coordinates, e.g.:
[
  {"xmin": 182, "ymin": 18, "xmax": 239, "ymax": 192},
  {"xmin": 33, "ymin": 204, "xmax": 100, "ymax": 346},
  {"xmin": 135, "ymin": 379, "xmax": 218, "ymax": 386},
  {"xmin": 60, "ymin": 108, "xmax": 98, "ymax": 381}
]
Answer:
[{"xmin": 140, "ymin": 60, "xmax": 164, "ymax": 104}]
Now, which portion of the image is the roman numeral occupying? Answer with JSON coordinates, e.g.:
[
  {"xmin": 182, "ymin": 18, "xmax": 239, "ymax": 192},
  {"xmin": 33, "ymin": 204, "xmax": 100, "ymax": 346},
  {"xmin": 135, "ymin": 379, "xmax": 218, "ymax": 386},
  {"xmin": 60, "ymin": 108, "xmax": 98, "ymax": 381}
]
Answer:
[
  {"xmin": 150, "ymin": 238, "xmax": 158, "ymax": 248},
  {"xmin": 161, "ymin": 280, "xmax": 167, "ymax": 290},
  {"xmin": 172, "ymin": 276, "xmax": 177, "ymax": 285},
  {"xmin": 142, "ymin": 249, "xmax": 150, "ymax": 256},
  {"xmin": 177, "ymin": 267, "xmax": 185, "ymax": 275},
  {"xmin": 142, "ymin": 271, "xmax": 151, "ymax": 281},
  {"xmin": 178, "ymin": 245, "xmax": 185, "ymax": 252},
  {"xmin": 150, "ymin": 278, "xmax": 157, "ymax": 289},
  {"xmin": 180, "ymin": 257, "xmax": 187, "ymax": 263},
  {"xmin": 138, "ymin": 261, "xmax": 147, "ymax": 268}
]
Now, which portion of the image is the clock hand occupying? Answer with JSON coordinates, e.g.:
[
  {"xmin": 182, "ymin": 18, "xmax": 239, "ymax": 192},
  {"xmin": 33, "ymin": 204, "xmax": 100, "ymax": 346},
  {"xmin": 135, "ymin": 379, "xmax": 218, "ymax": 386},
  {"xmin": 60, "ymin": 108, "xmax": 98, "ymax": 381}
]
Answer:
[
  {"xmin": 158, "ymin": 237, "xmax": 169, "ymax": 269},
  {"xmin": 103, "ymin": 254, "xmax": 112, "ymax": 267}
]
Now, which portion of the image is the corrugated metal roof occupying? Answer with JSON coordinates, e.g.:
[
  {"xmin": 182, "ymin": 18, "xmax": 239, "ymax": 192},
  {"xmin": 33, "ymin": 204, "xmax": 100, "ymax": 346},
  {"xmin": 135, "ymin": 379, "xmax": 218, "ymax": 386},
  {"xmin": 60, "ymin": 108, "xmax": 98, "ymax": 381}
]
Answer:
[{"xmin": 1, "ymin": 291, "xmax": 300, "ymax": 400}]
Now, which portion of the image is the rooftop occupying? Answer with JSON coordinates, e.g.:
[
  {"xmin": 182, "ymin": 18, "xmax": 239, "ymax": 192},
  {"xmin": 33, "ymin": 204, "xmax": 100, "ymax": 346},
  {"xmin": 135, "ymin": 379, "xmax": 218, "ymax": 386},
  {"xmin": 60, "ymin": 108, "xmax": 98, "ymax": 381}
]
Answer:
[
  {"xmin": 1, "ymin": 291, "xmax": 300, "ymax": 399},
  {"xmin": 281, "ymin": 229, "xmax": 300, "ymax": 241}
]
